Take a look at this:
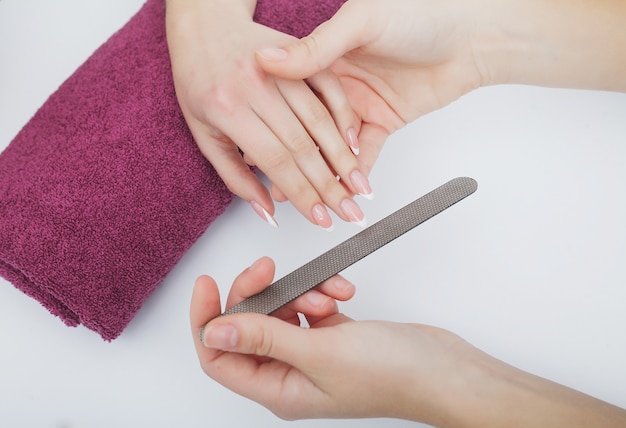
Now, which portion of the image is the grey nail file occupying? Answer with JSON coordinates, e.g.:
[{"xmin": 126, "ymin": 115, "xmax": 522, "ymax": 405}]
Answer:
[{"xmin": 223, "ymin": 177, "xmax": 478, "ymax": 316}]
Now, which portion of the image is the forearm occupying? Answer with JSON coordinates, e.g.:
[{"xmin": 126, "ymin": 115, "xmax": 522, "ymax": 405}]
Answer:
[
  {"xmin": 423, "ymin": 352, "xmax": 626, "ymax": 428},
  {"xmin": 165, "ymin": 0, "xmax": 257, "ymax": 49},
  {"xmin": 475, "ymin": 0, "xmax": 626, "ymax": 92},
  {"xmin": 165, "ymin": 0, "xmax": 257, "ymax": 21}
]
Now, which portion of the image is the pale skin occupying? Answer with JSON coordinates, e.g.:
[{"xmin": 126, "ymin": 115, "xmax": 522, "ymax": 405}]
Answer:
[
  {"xmin": 165, "ymin": 0, "xmax": 625, "ymax": 227},
  {"xmin": 164, "ymin": 0, "xmax": 372, "ymax": 231},
  {"xmin": 189, "ymin": 0, "xmax": 626, "ymax": 425},
  {"xmin": 255, "ymin": 0, "xmax": 626, "ymax": 175},
  {"xmin": 192, "ymin": 257, "xmax": 626, "ymax": 426}
]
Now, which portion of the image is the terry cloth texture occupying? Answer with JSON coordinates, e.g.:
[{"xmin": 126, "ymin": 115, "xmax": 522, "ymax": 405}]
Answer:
[{"xmin": 0, "ymin": 0, "xmax": 346, "ymax": 340}]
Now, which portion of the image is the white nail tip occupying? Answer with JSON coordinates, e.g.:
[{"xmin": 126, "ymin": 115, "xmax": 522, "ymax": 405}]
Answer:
[
  {"xmin": 262, "ymin": 207, "xmax": 279, "ymax": 228},
  {"xmin": 360, "ymin": 191, "xmax": 374, "ymax": 201},
  {"xmin": 320, "ymin": 223, "xmax": 335, "ymax": 232},
  {"xmin": 352, "ymin": 218, "xmax": 367, "ymax": 228}
]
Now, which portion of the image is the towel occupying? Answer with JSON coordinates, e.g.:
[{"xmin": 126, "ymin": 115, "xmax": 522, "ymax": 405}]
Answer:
[{"xmin": 0, "ymin": 0, "xmax": 346, "ymax": 341}]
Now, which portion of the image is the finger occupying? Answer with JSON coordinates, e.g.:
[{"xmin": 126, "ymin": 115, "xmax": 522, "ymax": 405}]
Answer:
[
  {"xmin": 306, "ymin": 69, "xmax": 361, "ymax": 156},
  {"xmin": 224, "ymin": 258, "xmax": 355, "ymax": 324},
  {"xmin": 246, "ymin": 85, "xmax": 345, "ymax": 228},
  {"xmin": 222, "ymin": 104, "xmax": 335, "ymax": 228},
  {"xmin": 356, "ymin": 123, "xmax": 390, "ymax": 176},
  {"xmin": 275, "ymin": 78, "xmax": 374, "ymax": 201},
  {"xmin": 199, "ymin": 313, "xmax": 332, "ymax": 418},
  {"xmin": 201, "ymin": 313, "xmax": 323, "ymax": 369},
  {"xmin": 188, "ymin": 118, "xmax": 277, "ymax": 227},
  {"xmin": 310, "ymin": 274, "xmax": 356, "ymax": 303},
  {"xmin": 270, "ymin": 182, "xmax": 288, "ymax": 202},
  {"xmin": 255, "ymin": 1, "xmax": 373, "ymax": 79},
  {"xmin": 190, "ymin": 275, "xmax": 224, "ymax": 366},
  {"xmin": 249, "ymin": 82, "xmax": 366, "ymax": 228},
  {"xmin": 224, "ymin": 256, "xmax": 276, "ymax": 310},
  {"xmin": 272, "ymin": 275, "xmax": 357, "ymax": 324},
  {"xmin": 242, "ymin": 152, "xmax": 256, "ymax": 166},
  {"xmin": 191, "ymin": 263, "xmax": 306, "ymax": 410}
]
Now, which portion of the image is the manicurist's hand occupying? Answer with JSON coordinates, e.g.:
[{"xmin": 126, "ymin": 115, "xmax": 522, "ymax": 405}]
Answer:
[
  {"xmin": 256, "ymin": 0, "xmax": 484, "ymax": 176},
  {"xmin": 191, "ymin": 255, "xmax": 472, "ymax": 422},
  {"xmin": 256, "ymin": 0, "xmax": 626, "ymax": 175},
  {"xmin": 165, "ymin": 0, "xmax": 372, "ymax": 231},
  {"xmin": 191, "ymin": 256, "xmax": 626, "ymax": 426}
]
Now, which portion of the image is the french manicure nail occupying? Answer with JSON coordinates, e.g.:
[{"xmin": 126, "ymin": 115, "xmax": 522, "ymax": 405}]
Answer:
[
  {"xmin": 257, "ymin": 47, "xmax": 288, "ymax": 61},
  {"xmin": 312, "ymin": 204, "xmax": 334, "ymax": 231},
  {"xmin": 347, "ymin": 128, "xmax": 359, "ymax": 156},
  {"xmin": 202, "ymin": 324, "xmax": 238, "ymax": 350},
  {"xmin": 341, "ymin": 198, "xmax": 367, "ymax": 228},
  {"xmin": 250, "ymin": 200, "xmax": 279, "ymax": 228},
  {"xmin": 350, "ymin": 170, "xmax": 374, "ymax": 200}
]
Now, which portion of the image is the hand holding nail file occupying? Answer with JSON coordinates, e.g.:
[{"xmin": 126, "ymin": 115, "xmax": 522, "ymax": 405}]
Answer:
[{"xmin": 223, "ymin": 177, "xmax": 477, "ymax": 316}]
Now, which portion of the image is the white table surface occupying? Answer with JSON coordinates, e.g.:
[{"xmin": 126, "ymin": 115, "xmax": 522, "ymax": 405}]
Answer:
[{"xmin": 1, "ymin": 1, "xmax": 625, "ymax": 427}]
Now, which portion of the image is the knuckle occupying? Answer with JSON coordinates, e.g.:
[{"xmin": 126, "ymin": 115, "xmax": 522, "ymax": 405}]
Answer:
[
  {"xmin": 251, "ymin": 326, "xmax": 275, "ymax": 358},
  {"xmin": 203, "ymin": 84, "xmax": 238, "ymax": 117},
  {"xmin": 319, "ymin": 175, "xmax": 342, "ymax": 198},
  {"xmin": 221, "ymin": 168, "xmax": 255, "ymax": 195},
  {"xmin": 306, "ymin": 101, "xmax": 331, "ymax": 125},
  {"xmin": 262, "ymin": 150, "xmax": 292, "ymax": 172},
  {"xmin": 288, "ymin": 133, "xmax": 316, "ymax": 155},
  {"xmin": 301, "ymin": 36, "xmax": 323, "ymax": 73}
]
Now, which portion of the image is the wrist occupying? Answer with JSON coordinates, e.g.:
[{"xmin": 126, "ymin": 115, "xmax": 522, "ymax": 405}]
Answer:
[
  {"xmin": 471, "ymin": 0, "xmax": 626, "ymax": 92},
  {"xmin": 165, "ymin": 0, "xmax": 258, "ymax": 78},
  {"xmin": 430, "ymin": 349, "xmax": 626, "ymax": 428},
  {"xmin": 468, "ymin": 0, "xmax": 551, "ymax": 88},
  {"xmin": 165, "ymin": 0, "xmax": 257, "ymax": 25}
]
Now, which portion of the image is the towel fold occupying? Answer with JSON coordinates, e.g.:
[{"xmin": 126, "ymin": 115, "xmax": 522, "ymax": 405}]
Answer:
[{"xmin": 0, "ymin": 0, "xmax": 346, "ymax": 340}]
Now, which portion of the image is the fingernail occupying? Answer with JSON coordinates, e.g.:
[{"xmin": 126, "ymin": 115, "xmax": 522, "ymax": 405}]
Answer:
[
  {"xmin": 257, "ymin": 47, "xmax": 288, "ymax": 61},
  {"xmin": 312, "ymin": 204, "xmax": 334, "ymax": 231},
  {"xmin": 245, "ymin": 257, "xmax": 264, "ymax": 272},
  {"xmin": 341, "ymin": 198, "xmax": 367, "ymax": 228},
  {"xmin": 347, "ymin": 128, "xmax": 359, "ymax": 156},
  {"xmin": 350, "ymin": 170, "xmax": 374, "ymax": 200},
  {"xmin": 306, "ymin": 290, "xmax": 328, "ymax": 307},
  {"xmin": 250, "ymin": 200, "xmax": 279, "ymax": 228},
  {"xmin": 334, "ymin": 277, "xmax": 354, "ymax": 291},
  {"xmin": 202, "ymin": 324, "xmax": 238, "ymax": 350}
]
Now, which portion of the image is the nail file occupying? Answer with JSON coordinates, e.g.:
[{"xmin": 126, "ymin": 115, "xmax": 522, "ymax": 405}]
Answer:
[{"xmin": 223, "ymin": 177, "xmax": 478, "ymax": 316}]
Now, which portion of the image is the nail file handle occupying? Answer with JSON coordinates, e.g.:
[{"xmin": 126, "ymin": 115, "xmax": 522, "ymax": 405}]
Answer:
[{"xmin": 223, "ymin": 177, "xmax": 478, "ymax": 316}]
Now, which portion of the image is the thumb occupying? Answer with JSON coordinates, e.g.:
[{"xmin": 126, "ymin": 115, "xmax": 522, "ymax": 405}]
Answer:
[
  {"xmin": 256, "ymin": 2, "xmax": 370, "ymax": 79},
  {"xmin": 201, "ymin": 313, "xmax": 319, "ymax": 366}
]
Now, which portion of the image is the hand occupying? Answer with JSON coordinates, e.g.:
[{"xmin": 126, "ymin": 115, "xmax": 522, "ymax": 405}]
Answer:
[
  {"xmin": 190, "ymin": 256, "xmax": 482, "ymax": 423},
  {"xmin": 191, "ymin": 256, "xmax": 626, "ymax": 426},
  {"xmin": 165, "ymin": 1, "xmax": 372, "ymax": 230},
  {"xmin": 255, "ymin": 0, "xmax": 485, "ymax": 176},
  {"xmin": 256, "ymin": 0, "xmax": 626, "ymax": 176}
]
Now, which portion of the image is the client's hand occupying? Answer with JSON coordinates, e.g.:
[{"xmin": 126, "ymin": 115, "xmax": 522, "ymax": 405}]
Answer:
[{"xmin": 166, "ymin": 2, "xmax": 372, "ymax": 230}]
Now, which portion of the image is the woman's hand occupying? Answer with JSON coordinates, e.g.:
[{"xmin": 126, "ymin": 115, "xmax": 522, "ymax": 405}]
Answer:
[
  {"xmin": 256, "ymin": 0, "xmax": 484, "ymax": 175},
  {"xmin": 166, "ymin": 0, "xmax": 372, "ymax": 230},
  {"xmin": 191, "ymin": 256, "xmax": 626, "ymax": 426},
  {"xmin": 190, "ymin": 256, "xmax": 480, "ymax": 423},
  {"xmin": 256, "ymin": 0, "xmax": 626, "ymax": 175}
]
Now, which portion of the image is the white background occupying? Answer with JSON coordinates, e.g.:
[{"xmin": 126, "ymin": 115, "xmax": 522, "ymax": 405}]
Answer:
[{"xmin": 1, "ymin": 1, "xmax": 625, "ymax": 427}]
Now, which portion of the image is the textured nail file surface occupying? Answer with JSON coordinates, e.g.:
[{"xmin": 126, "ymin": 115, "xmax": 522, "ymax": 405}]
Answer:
[{"xmin": 223, "ymin": 177, "xmax": 478, "ymax": 316}]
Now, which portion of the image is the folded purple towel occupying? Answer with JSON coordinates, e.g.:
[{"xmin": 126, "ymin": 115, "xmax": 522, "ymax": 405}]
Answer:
[{"xmin": 0, "ymin": 0, "xmax": 345, "ymax": 340}]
